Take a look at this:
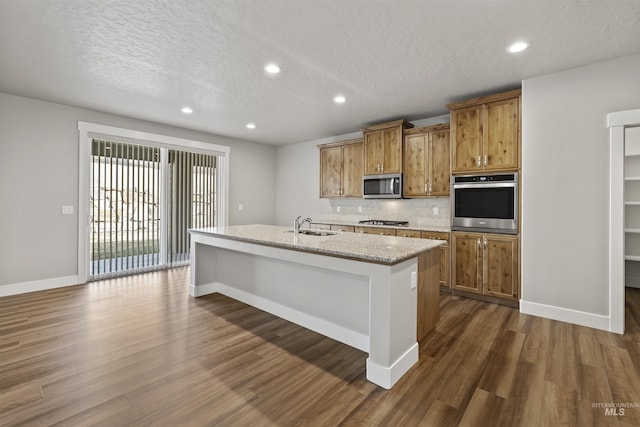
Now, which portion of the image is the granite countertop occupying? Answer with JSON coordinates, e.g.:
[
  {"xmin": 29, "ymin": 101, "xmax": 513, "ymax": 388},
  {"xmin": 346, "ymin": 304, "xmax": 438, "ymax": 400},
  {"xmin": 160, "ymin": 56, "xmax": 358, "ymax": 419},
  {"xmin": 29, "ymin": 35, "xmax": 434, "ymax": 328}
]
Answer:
[
  {"xmin": 189, "ymin": 224, "xmax": 444, "ymax": 266},
  {"xmin": 311, "ymin": 219, "xmax": 451, "ymax": 233}
]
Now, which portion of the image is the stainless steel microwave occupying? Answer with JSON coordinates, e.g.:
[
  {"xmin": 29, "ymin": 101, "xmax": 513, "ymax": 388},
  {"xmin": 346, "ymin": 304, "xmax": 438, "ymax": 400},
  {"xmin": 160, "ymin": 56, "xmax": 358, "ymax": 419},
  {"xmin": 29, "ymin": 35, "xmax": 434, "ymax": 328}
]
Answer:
[
  {"xmin": 363, "ymin": 173, "xmax": 403, "ymax": 199},
  {"xmin": 451, "ymin": 173, "xmax": 518, "ymax": 234}
]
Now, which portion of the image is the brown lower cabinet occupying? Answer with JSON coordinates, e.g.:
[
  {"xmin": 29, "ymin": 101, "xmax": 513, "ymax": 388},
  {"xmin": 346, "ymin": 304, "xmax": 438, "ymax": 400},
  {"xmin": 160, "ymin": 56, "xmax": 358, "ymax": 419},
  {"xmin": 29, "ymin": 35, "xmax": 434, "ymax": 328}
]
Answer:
[
  {"xmin": 397, "ymin": 229, "xmax": 422, "ymax": 238},
  {"xmin": 421, "ymin": 231, "xmax": 450, "ymax": 289},
  {"xmin": 330, "ymin": 224, "xmax": 355, "ymax": 232},
  {"xmin": 451, "ymin": 231, "xmax": 519, "ymax": 301},
  {"xmin": 312, "ymin": 222, "xmax": 447, "ymax": 340},
  {"xmin": 354, "ymin": 226, "xmax": 396, "ymax": 236},
  {"xmin": 381, "ymin": 229, "xmax": 450, "ymax": 289},
  {"xmin": 312, "ymin": 223, "xmax": 451, "ymax": 289}
]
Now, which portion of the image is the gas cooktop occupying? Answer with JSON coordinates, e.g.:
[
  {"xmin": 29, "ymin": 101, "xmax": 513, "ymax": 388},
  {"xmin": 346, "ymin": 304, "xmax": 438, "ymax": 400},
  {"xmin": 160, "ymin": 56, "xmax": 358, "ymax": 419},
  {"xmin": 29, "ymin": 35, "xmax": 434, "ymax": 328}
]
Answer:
[{"xmin": 358, "ymin": 220, "xmax": 409, "ymax": 226}]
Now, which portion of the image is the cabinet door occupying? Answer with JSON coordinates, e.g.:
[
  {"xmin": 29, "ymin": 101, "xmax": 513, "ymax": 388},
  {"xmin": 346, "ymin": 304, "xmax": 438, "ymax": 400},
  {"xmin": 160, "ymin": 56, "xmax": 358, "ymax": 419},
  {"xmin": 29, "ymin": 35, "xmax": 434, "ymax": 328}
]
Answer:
[
  {"xmin": 364, "ymin": 130, "xmax": 383, "ymax": 175},
  {"xmin": 342, "ymin": 142, "xmax": 363, "ymax": 197},
  {"xmin": 483, "ymin": 97, "xmax": 519, "ymax": 171},
  {"xmin": 483, "ymin": 234, "xmax": 519, "ymax": 300},
  {"xmin": 429, "ymin": 129, "xmax": 451, "ymax": 196},
  {"xmin": 382, "ymin": 127, "xmax": 402, "ymax": 173},
  {"xmin": 452, "ymin": 233, "xmax": 482, "ymax": 293},
  {"xmin": 403, "ymin": 133, "xmax": 428, "ymax": 197},
  {"xmin": 439, "ymin": 245, "xmax": 450, "ymax": 288},
  {"xmin": 451, "ymin": 106, "xmax": 483, "ymax": 173},
  {"xmin": 319, "ymin": 146, "xmax": 342, "ymax": 198}
]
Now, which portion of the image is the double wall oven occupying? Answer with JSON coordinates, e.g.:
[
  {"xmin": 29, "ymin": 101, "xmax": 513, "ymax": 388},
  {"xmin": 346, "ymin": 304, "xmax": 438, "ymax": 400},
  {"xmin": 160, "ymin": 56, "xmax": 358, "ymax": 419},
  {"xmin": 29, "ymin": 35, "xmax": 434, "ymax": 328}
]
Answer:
[{"xmin": 451, "ymin": 173, "xmax": 518, "ymax": 235}]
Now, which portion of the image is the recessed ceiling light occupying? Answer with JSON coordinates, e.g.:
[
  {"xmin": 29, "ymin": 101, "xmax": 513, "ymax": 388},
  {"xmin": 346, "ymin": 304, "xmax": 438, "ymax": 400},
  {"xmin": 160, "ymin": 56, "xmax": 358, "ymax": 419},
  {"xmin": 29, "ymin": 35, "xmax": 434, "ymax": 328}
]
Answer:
[
  {"xmin": 506, "ymin": 41, "xmax": 529, "ymax": 53},
  {"xmin": 264, "ymin": 63, "xmax": 281, "ymax": 74},
  {"xmin": 334, "ymin": 95, "xmax": 346, "ymax": 104},
  {"xmin": 181, "ymin": 106, "xmax": 193, "ymax": 114},
  {"xmin": 246, "ymin": 123, "xmax": 256, "ymax": 129}
]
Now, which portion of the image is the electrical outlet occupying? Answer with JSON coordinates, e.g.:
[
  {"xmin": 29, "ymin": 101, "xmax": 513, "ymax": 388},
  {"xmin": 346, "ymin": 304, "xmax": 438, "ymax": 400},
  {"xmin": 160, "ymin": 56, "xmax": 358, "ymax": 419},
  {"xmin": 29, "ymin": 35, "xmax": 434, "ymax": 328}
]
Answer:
[
  {"xmin": 238, "ymin": 204, "xmax": 243, "ymax": 211},
  {"xmin": 358, "ymin": 206, "xmax": 362, "ymax": 213},
  {"xmin": 410, "ymin": 271, "xmax": 417, "ymax": 290},
  {"xmin": 337, "ymin": 206, "xmax": 341, "ymax": 213},
  {"xmin": 433, "ymin": 207, "xmax": 439, "ymax": 215},
  {"xmin": 61, "ymin": 205, "xmax": 74, "ymax": 215}
]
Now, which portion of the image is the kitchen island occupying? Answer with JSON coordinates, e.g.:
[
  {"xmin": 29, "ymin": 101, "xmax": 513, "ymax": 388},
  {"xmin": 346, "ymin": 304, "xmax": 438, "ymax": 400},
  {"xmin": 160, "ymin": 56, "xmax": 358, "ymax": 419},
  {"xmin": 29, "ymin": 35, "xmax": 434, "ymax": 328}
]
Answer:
[{"xmin": 189, "ymin": 224, "xmax": 443, "ymax": 389}]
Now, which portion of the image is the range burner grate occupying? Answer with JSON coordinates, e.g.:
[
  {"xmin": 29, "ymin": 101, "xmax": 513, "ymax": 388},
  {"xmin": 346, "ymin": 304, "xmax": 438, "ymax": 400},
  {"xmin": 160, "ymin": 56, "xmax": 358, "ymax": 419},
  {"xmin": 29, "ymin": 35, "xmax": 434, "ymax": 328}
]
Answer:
[{"xmin": 358, "ymin": 220, "xmax": 409, "ymax": 226}]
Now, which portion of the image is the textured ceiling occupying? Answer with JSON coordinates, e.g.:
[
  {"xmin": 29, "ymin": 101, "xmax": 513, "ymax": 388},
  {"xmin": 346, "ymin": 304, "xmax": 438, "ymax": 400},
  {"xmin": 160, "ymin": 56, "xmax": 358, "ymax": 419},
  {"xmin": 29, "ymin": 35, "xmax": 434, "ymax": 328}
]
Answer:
[{"xmin": 1, "ymin": 0, "xmax": 640, "ymax": 145}]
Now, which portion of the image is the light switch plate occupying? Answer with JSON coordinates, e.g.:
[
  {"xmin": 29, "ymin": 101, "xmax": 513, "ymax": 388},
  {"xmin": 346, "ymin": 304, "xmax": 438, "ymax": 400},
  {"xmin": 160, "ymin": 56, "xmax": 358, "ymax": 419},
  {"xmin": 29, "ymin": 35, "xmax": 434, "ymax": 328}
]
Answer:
[{"xmin": 62, "ymin": 205, "xmax": 74, "ymax": 215}]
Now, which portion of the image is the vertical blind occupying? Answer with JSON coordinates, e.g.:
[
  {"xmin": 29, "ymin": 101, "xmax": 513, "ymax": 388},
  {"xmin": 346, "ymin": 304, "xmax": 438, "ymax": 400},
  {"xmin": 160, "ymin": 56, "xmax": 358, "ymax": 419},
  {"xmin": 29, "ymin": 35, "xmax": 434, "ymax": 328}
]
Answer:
[
  {"xmin": 90, "ymin": 139, "xmax": 217, "ymax": 279},
  {"xmin": 167, "ymin": 150, "xmax": 217, "ymax": 266}
]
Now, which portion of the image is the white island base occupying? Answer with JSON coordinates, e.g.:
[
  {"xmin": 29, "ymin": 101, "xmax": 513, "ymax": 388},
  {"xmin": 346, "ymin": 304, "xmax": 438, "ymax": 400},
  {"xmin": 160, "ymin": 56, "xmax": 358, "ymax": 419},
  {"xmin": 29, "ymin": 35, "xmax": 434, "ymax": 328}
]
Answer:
[{"xmin": 189, "ymin": 228, "xmax": 440, "ymax": 389}]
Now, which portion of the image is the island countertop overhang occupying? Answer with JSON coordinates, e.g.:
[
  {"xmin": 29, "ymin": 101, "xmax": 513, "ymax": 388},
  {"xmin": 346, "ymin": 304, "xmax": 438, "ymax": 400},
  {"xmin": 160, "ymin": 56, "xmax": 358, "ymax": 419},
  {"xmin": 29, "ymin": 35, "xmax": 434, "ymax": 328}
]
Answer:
[{"xmin": 189, "ymin": 224, "xmax": 443, "ymax": 266}]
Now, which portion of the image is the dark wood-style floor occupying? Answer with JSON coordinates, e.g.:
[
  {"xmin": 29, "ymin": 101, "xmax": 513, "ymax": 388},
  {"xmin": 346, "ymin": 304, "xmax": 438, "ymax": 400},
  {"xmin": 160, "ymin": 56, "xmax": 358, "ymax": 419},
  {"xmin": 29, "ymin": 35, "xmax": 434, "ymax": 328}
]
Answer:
[{"xmin": 2, "ymin": 267, "xmax": 640, "ymax": 426}]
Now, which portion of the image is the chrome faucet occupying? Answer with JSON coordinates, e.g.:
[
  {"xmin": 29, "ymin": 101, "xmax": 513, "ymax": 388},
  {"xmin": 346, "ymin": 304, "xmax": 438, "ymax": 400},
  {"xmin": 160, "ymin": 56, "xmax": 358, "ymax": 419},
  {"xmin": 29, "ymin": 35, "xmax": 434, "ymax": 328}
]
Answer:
[{"xmin": 294, "ymin": 215, "xmax": 313, "ymax": 234}]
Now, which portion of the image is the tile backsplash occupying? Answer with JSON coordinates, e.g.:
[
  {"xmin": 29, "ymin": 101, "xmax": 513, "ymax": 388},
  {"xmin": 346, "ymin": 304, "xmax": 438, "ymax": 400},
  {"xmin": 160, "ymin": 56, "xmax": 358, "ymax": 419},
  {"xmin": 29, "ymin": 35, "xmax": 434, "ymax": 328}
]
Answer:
[{"xmin": 317, "ymin": 197, "xmax": 451, "ymax": 229}]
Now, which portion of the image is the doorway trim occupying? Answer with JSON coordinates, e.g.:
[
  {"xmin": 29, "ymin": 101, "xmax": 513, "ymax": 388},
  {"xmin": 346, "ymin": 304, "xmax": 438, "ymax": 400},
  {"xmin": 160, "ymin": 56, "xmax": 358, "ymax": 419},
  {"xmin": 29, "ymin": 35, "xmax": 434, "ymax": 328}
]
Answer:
[
  {"xmin": 77, "ymin": 122, "xmax": 230, "ymax": 284},
  {"xmin": 607, "ymin": 108, "xmax": 640, "ymax": 334}
]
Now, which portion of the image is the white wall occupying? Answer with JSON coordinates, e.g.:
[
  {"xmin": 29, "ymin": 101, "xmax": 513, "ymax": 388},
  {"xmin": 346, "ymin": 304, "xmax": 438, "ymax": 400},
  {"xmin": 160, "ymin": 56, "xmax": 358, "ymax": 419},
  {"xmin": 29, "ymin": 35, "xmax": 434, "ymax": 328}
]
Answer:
[
  {"xmin": 521, "ymin": 53, "xmax": 640, "ymax": 324},
  {"xmin": 0, "ymin": 92, "xmax": 277, "ymax": 289},
  {"xmin": 275, "ymin": 115, "xmax": 450, "ymax": 226}
]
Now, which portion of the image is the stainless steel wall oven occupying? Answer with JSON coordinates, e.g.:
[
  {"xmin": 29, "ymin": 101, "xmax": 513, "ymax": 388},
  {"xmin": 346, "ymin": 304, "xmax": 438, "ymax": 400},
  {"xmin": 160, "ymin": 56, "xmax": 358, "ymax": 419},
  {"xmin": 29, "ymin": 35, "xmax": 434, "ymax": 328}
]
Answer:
[{"xmin": 451, "ymin": 173, "xmax": 518, "ymax": 234}]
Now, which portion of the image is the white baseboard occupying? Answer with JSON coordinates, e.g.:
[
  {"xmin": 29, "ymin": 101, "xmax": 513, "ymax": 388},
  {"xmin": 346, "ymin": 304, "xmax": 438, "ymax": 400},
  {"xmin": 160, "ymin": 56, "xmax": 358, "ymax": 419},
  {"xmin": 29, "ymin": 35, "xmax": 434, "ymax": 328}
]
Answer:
[
  {"xmin": 520, "ymin": 299, "xmax": 611, "ymax": 332},
  {"xmin": 192, "ymin": 281, "xmax": 370, "ymax": 352},
  {"xmin": 189, "ymin": 282, "xmax": 218, "ymax": 297},
  {"xmin": 0, "ymin": 275, "xmax": 81, "ymax": 298},
  {"xmin": 366, "ymin": 343, "xmax": 419, "ymax": 389}
]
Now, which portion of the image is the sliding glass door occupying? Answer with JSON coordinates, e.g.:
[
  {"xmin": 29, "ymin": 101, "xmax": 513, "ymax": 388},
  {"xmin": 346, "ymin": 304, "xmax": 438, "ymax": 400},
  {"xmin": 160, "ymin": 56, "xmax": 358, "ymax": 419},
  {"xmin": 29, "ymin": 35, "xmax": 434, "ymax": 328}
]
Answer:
[
  {"xmin": 89, "ymin": 139, "xmax": 217, "ymax": 279},
  {"xmin": 167, "ymin": 150, "xmax": 217, "ymax": 266}
]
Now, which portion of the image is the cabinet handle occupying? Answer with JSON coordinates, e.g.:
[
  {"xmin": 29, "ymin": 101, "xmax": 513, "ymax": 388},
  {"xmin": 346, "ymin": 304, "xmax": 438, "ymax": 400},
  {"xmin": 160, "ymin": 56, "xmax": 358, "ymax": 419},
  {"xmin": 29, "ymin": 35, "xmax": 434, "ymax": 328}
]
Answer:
[
  {"xmin": 483, "ymin": 238, "xmax": 487, "ymax": 250},
  {"xmin": 476, "ymin": 156, "xmax": 481, "ymax": 167},
  {"xmin": 428, "ymin": 183, "xmax": 432, "ymax": 193},
  {"xmin": 381, "ymin": 163, "xmax": 384, "ymax": 172},
  {"xmin": 424, "ymin": 183, "xmax": 428, "ymax": 194},
  {"xmin": 477, "ymin": 238, "xmax": 481, "ymax": 249},
  {"xmin": 483, "ymin": 155, "xmax": 488, "ymax": 167}
]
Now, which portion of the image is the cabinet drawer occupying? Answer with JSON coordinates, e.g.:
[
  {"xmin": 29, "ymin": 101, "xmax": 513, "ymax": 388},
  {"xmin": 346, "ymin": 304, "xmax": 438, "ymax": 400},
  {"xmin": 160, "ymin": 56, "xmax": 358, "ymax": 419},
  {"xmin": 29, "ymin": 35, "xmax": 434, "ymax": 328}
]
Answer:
[
  {"xmin": 311, "ymin": 223, "xmax": 331, "ymax": 230},
  {"xmin": 397, "ymin": 229, "xmax": 422, "ymax": 238},
  {"xmin": 330, "ymin": 224, "xmax": 355, "ymax": 232},
  {"xmin": 355, "ymin": 226, "xmax": 397, "ymax": 236},
  {"xmin": 422, "ymin": 231, "xmax": 450, "ymax": 243}
]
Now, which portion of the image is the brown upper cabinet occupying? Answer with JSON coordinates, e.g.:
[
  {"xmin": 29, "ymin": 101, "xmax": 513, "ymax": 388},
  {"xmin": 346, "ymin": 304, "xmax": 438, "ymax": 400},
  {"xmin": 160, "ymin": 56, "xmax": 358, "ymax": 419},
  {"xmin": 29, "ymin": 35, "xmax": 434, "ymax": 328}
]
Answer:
[
  {"xmin": 403, "ymin": 123, "xmax": 450, "ymax": 197},
  {"xmin": 318, "ymin": 138, "xmax": 364, "ymax": 198},
  {"xmin": 362, "ymin": 119, "xmax": 413, "ymax": 175},
  {"xmin": 448, "ymin": 89, "xmax": 521, "ymax": 173}
]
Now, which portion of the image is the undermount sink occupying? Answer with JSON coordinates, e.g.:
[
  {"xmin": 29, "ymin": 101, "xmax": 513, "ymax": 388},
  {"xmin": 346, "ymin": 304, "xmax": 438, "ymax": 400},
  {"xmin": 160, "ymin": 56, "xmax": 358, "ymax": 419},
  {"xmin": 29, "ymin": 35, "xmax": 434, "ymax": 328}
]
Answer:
[{"xmin": 287, "ymin": 229, "xmax": 338, "ymax": 236}]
